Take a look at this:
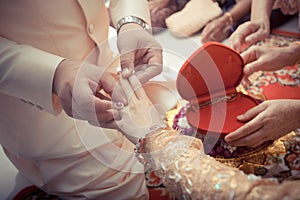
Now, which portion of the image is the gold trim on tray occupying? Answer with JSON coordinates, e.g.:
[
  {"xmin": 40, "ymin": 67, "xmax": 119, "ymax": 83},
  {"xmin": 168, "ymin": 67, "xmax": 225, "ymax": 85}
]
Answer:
[{"xmin": 211, "ymin": 132, "xmax": 295, "ymax": 174}]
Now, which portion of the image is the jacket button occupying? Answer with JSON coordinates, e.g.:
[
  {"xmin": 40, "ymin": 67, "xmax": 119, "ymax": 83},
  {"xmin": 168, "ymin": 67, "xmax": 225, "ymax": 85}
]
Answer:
[{"xmin": 88, "ymin": 23, "xmax": 94, "ymax": 34}]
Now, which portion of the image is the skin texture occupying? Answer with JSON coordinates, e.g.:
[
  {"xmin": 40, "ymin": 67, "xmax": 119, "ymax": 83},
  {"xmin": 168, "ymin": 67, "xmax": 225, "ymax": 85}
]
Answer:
[
  {"xmin": 115, "ymin": 73, "xmax": 165, "ymax": 144},
  {"xmin": 201, "ymin": 13, "xmax": 233, "ymax": 43},
  {"xmin": 225, "ymin": 99, "xmax": 300, "ymax": 147},
  {"xmin": 230, "ymin": 0, "xmax": 275, "ymax": 52},
  {"xmin": 240, "ymin": 43, "xmax": 300, "ymax": 86}
]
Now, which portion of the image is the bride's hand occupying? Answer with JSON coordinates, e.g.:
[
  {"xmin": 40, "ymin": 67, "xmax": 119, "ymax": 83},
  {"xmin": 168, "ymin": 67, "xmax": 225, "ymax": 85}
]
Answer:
[{"xmin": 115, "ymin": 73, "xmax": 166, "ymax": 144}]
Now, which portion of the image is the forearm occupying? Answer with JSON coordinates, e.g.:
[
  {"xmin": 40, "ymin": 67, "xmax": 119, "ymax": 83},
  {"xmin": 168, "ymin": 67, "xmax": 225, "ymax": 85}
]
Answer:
[
  {"xmin": 251, "ymin": 0, "xmax": 275, "ymax": 21},
  {"xmin": 137, "ymin": 129, "xmax": 300, "ymax": 199},
  {"xmin": 291, "ymin": 41, "xmax": 300, "ymax": 65},
  {"xmin": 228, "ymin": 0, "xmax": 251, "ymax": 23},
  {"xmin": 290, "ymin": 100, "xmax": 300, "ymax": 129},
  {"xmin": 0, "ymin": 36, "xmax": 63, "ymax": 114}
]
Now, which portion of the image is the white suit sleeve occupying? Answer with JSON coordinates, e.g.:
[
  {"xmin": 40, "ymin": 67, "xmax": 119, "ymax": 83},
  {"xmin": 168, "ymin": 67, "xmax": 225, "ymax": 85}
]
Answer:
[
  {"xmin": 109, "ymin": 0, "xmax": 151, "ymax": 28},
  {"xmin": 0, "ymin": 36, "xmax": 64, "ymax": 114}
]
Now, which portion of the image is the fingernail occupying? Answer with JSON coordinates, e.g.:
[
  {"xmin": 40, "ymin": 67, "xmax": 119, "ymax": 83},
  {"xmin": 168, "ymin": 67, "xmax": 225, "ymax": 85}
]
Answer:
[
  {"xmin": 237, "ymin": 115, "xmax": 244, "ymax": 120},
  {"xmin": 123, "ymin": 68, "xmax": 129, "ymax": 74},
  {"xmin": 122, "ymin": 68, "xmax": 131, "ymax": 78},
  {"xmin": 224, "ymin": 136, "xmax": 231, "ymax": 142},
  {"xmin": 245, "ymin": 37, "xmax": 251, "ymax": 42}
]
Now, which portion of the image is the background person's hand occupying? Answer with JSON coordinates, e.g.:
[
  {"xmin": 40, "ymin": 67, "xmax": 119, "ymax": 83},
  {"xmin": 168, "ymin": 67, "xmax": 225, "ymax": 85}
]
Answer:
[
  {"xmin": 117, "ymin": 23, "xmax": 163, "ymax": 84},
  {"xmin": 53, "ymin": 59, "xmax": 126, "ymax": 128},
  {"xmin": 225, "ymin": 99, "xmax": 300, "ymax": 147},
  {"xmin": 115, "ymin": 73, "xmax": 165, "ymax": 144},
  {"xmin": 241, "ymin": 44, "xmax": 300, "ymax": 76},
  {"xmin": 230, "ymin": 20, "xmax": 270, "ymax": 52},
  {"xmin": 201, "ymin": 15, "xmax": 232, "ymax": 43},
  {"xmin": 273, "ymin": 0, "xmax": 299, "ymax": 15},
  {"xmin": 149, "ymin": 0, "xmax": 171, "ymax": 13}
]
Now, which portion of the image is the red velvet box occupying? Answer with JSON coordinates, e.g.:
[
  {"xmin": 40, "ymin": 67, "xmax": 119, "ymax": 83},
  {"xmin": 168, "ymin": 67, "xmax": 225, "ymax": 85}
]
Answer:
[{"xmin": 176, "ymin": 42, "xmax": 259, "ymax": 137}]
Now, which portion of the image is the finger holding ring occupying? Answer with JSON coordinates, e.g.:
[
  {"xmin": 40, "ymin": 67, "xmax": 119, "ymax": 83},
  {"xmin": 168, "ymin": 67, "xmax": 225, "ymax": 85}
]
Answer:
[{"xmin": 114, "ymin": 102, "xmax": 124, "ymax": 110}]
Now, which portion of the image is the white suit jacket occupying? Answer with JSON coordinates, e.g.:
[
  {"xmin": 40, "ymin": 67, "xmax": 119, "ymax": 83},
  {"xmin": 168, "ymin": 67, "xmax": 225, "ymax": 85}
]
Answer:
[{"xmin": 0, "ymin": 0, "xmax": 150, "ymax": 199}]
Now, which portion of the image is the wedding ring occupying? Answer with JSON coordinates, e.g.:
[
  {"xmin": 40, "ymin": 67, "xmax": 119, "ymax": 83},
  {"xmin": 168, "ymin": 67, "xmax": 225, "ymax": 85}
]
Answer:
[{"xmin": 115, "ymin": 102, "xmax": 124, "ymax": 110}]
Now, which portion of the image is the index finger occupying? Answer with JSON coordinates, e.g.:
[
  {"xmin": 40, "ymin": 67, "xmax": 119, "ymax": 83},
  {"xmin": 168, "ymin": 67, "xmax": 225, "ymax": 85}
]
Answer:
[
  {"xmin": 94, "ymin": 97, "xmax": 113, "ymax": 112},
  {"xmin": 119, "ymin": 75, "xmax": 137, "ymax": 101},
  {"xmin": 120, "ymin": 51, "xmax": 135, "ymax": 78},
  {"xmin": 241, "ymin": 46, "xmax": 258, "ymax": 65},
  {"xmin": 146, "ymin": 48, "xmax": 163, "ymax": 67},
  {"xmin": 224, "ymin": 116, "xmax": 263, "ymax": 143},
  {"xmin": 230, "ymin": 22, "xmax": 255, "ymax": 52},
  {"xmin": 201, "ymin": 24, "xmax": 214, "ymax": 43},
  {"xmin": 134, "ymin": 64, "xmax": 162, "ymax": 84},
  {"xmin": 128, "ymin": 74, "xmax": 148, "ymax": 100}
]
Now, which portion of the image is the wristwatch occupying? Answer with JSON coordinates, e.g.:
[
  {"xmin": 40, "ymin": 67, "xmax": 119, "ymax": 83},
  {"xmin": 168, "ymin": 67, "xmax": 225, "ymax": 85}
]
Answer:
[{"xmin": 116, "ymin": 15, "xmax": 152, "ymax": 34}]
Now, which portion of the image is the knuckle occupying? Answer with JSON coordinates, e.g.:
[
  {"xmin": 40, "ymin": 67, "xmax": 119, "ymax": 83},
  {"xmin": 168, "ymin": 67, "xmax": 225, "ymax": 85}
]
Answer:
[
  {"xmin": 250, "ymin": 141, "xmax": 260, "ymax": 148},
  {"xmin": 242, "ymin": 124, "xmax": 252, "ymax": 134},
  {"xmin": 120, "ymin": 57, "xmax": 132, "ymax": 66},
  {"xmin": 97, "ymin": 112, "xmax": 112, "ymax": 123}
]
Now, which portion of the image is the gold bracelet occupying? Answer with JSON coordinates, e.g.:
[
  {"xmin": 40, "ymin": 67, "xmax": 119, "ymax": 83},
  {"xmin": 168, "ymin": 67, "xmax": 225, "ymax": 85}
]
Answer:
[{"xmin": 224, "ymin": 12, "xmax": 233, "ymax": 25}]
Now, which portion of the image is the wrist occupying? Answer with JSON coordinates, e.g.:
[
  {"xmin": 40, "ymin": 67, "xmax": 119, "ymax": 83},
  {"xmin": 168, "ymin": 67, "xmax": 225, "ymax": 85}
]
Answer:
[
  {"xmin": 135, "ymin": 123, "xmax": 172, "ymax": 166},
  {"xmin": 291, "ymin": 100, "xmax": 300, "ymax": 127},
  {"xmin": 291, "ymin": 41, "xmax": 300, "ymax": 64},
  {"xmin": 118, "ymin": 23, "xmax": 143, "ymax": 34},
  {"xmin": 53, "ymin": 59, "xmax": 75, "ymax": 96},
  {"xmin": 53, "ymin": 59, "xmax": 67, "ymax": 95},
  {"xmin": 116, "ymin": 15, "xmax": 152, "ymax": 34}
]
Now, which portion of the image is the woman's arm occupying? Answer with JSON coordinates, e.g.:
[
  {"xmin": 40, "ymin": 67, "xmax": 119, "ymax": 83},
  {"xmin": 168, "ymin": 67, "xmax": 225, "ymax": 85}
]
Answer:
[
  {"xmin": 228, "ymin": 0, "xmax": 252, "ymax": 23},
  {"xmin": 201, "ymin": 0, "xmax": 252, "ymax": 43},
  {"xmin": 230, "ymin": 0, "xmax": 276, "ymax": 52},
  {"xmin": 136, "ymin": 129, "xmax": 300, "ymax": 199}
]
